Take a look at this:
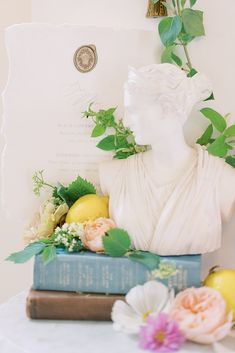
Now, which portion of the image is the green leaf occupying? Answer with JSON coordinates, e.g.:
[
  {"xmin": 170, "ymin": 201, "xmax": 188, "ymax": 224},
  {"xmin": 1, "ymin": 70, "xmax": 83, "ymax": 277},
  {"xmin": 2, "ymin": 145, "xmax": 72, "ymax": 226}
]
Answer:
[
  {"xmin": 42, "ymin": 245, "xmax": 57, "ymax": 265},
  {"xmin": 226, "ymin": 156, "xmax": 235, "ymax": 168},
  {"xmin": 106, "ymin": 107, "xmax": 116, "ymax": 115},
  {"xmin": 115, "ymin": 135, "xmax": 130, "ymax": 149},
  {"xmin": 196, "ymin": 124, "xmax": 213, "ymax": 146},
  {"xmin": 57, "ymin": 176, "xmax": 96, "ymax": 207},
  {"xmin": 200, "ymin": 108, "xmax": 227, "ymax": 133},
  {"xmin": 182, "ymin": 9, "xmax": 205, "ymax": 37},
  {"xmin": 207, "ymin": 135, "xmax": 229, "ymax": 157},
  {"xmin": 158, "ymin": 16, "xmax": 182, "ymax": 47},
  {"xmin": 102, "ymin": 228, "xmax": 131, "ymax": 257},
  {"xmin": 181, "ymin": 0, "xmax": 187, "ymax": 8},
  {"xmin": 161, "ymin": 45, "xmax": 174, "ymax": 63},
  {"xmin": 187, "ymin": 68, "xmax": 198, "ymax": 77},
  {"xmin": 171, "ymin": 52, "xmax": 182, "ymax": 67},
  {"xmin": 190, "ymin": 0, "xmax": 197, "ymax": 7},
  {"xmin": 224, "ymin": 125, "xmax": 235, "ymax": 138},
  {"xmin": 96, "ymin": 135, "xmax": 116, "ymax": 151},
  {"xmin": 91, "ymin": 124, "xmax": 106, "ymax": 137},
  {"xmin": 128, "ymin": 251, "xmax": 160, "ymax": 271},
  {"xmin": 204, "ymin": 92, "xmax": 215, "ymax": 101},
  {"xmin": 6, "ymin": 242, "xmax": 46, "ymax": 264},
  {"xmin": 113, "ymin": 150, "xmax": 134, "ymax": 159},
  {"xmin": 179, "ymin": 30, "xmax": 194, "ymax": 44}
]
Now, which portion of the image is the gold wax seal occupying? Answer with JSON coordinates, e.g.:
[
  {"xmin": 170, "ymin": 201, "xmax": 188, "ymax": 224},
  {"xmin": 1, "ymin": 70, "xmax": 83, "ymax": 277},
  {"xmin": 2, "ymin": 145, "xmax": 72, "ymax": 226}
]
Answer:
[
  {"xmin": 146, "ymin": 0, "xmax": 167, "ymax": 17},
  {"xmin": 73, "ymin": 45, "xmax": 97, "ymax": 73}
]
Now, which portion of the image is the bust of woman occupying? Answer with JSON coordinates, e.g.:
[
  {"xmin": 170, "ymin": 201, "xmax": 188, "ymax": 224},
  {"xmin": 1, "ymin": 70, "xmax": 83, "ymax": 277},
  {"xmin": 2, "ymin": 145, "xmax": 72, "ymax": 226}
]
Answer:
[{"xmin": 99, "ymin": 63, "xmax": 235, "ymax": 255}]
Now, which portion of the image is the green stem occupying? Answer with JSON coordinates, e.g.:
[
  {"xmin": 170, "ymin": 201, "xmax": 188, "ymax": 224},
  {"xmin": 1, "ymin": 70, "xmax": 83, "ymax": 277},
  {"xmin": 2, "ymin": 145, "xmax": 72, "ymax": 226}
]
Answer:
[
  {"xmin": 176, "ymin": 0, "xmax": 181, "ymax": 15},
  {"xmin": 44, "ymin": 182, "xmax": 56, "ymax": 190},
  {"xmin": 182, "ymin": 43, "xmax": 193, "ymax": 70}
]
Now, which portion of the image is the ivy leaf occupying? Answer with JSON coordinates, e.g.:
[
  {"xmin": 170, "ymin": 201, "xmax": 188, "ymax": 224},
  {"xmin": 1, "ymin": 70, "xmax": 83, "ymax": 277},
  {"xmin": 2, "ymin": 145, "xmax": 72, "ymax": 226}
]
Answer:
[
  {"xmin": 200, "ymin": 108, "xmax": 227, "ymax": 133},
  {"xmin": 207, "ymin": 135, "xmax": 229, "ymax": 157},
  {"xmin": 42, "ymin": 245, "xmax": 57, "ymax": 265},
  {"xmin": 91, "ymin": 124, "xmax": 106, "ymax": 137},
  {"xmin": 190, "ymin": 0, "xmax": 197, "ymax": 7},
  {"xmin": 161, "ymin": 46, "xmax": 174, "ymax": 63},
  {"xmin": 182, "ymin": 9, "xmax": 205, "ymax": 37},
  {"xmin": 6, "ymin": 242, "xmax": 46, "ymax": 264},
  {"xmin": 171, "ymin": 52, "xmax": 182, "ymax": 67},
  {"xmin": 196, "ymin": 124, "xmax": 213, "ymax": 146},
  {"xmin": 158, "ymin": 16, "xmax": 182, "ymax": 47},
  {"xmin": 102, "ymin": 228, "xmax": 131, "ymax": 257},
  {"xmin": 57, "ymin": 176, "xmax": 96, "ymax": 207},
  {"xmin": 226, "ymin": 156, "xmax": 235, "ymax": 168},
  {"xmin": 128, "ymin": 251, "xmax": 160, "ymax": 271},
  {"xmin": 187, "ymin": 68, "xmax": 198, "ymax": 77},
  {"xmin": 97, "ymin": 135, "xmax": 116, "ymax": 151},
  {"xmin": 224, "ymin": 125, "xmax": 235, "ymax": 138}
]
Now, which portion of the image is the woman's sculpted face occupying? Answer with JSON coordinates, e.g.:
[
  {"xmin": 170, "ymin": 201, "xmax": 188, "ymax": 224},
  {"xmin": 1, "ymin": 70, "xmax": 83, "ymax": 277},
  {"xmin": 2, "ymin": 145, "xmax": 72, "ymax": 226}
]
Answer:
[
  {"xmin": 124, "ymin": 91, "xmax": 171, "ymax": 146},
  {"xmin": 123, "ymin": 64, "xmax": 213, "ymax": 146}
]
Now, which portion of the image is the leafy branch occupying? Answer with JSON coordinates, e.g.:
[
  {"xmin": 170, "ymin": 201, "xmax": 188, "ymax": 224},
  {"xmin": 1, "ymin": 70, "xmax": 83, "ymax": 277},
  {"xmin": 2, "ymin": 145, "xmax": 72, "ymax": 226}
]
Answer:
[
  {"xmin": 32, "ymin": 170, "xmax": 55, "ymax": 196},
  {"xmin": 7, "ymin": 226, "xmax": 176, "ymax": 277},
  {"xmin": 156, "ymin": 0, "xmax": 235, "ymax": 166},
  {"xmin": 82, "ymin": 103, "xmax": 148, "ymax": 159},
  {"xmin": 32, "ymin": 170, "xmax": 96, "ymax": 207}
]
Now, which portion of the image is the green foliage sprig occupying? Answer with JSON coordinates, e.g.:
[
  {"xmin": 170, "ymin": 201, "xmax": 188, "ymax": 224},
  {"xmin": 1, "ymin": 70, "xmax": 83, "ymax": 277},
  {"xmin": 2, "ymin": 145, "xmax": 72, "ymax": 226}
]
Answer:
[
  {"xmin": 32, "ymin": 170, "xmax": 96, "ymax": 207},
  {"xmin": 82, "ymin": 103, "xmax": 148, "ymax": 159},
  {"xmin": 155, "ymin": 0, "xmax": 235, "ymax": 166},
  {"xmin": 6, "ymin": 225, "xmax": 176, "ymax": 277}
]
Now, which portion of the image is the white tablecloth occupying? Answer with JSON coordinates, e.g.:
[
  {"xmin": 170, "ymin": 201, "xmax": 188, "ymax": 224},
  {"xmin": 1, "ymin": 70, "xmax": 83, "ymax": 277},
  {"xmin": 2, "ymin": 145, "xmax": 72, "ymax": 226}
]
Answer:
[{"xmin": 0, "ymin": 292, "xmax": 234, "ymax": 353}]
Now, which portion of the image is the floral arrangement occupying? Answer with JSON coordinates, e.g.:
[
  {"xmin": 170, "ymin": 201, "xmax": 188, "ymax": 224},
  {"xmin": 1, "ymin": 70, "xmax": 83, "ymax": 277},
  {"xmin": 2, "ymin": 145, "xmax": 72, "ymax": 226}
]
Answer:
[
  {"xmin": 6, "ymin": 170, "xmax": 176, "ymax": 277},
  {"xmin": 111, "ymin": 281, "xmax": 234, "ymax": 352}
]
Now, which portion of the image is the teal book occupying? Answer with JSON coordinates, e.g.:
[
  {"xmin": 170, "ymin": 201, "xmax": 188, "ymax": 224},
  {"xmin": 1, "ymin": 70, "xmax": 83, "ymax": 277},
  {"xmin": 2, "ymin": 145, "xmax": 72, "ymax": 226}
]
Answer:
[{"xmin": 33, "ymin": 251, "xmax": 201, "ymax": 294}]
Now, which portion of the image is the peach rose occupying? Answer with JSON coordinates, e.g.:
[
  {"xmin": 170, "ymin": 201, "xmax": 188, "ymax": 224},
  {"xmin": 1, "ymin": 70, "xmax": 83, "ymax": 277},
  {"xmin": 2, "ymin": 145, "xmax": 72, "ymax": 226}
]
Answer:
[
  {"xmin": 169, "ymin": 287, "xmax": 233, "ymax": 344},
  {"xmin": 81, "ymin": 217, "xmax": 116, "ymax": 252}
]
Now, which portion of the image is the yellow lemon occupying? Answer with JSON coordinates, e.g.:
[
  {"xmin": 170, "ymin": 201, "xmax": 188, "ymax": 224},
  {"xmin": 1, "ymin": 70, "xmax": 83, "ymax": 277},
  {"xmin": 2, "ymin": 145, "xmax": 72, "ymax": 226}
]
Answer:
[
  {"xmin": 65, "ymin": 194, "xmax": 109, "ymax": 223},
  {"xmin": 204, "ymin": 267, "xmax": 235, "ymax": 320}
]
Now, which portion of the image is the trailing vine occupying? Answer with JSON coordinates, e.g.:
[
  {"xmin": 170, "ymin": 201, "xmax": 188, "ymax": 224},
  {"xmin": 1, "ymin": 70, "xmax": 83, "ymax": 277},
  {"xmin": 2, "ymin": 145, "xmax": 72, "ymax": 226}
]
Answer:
[{"xmin": 154, "ymin": 0, "xmax": 235, "ymax": 167}]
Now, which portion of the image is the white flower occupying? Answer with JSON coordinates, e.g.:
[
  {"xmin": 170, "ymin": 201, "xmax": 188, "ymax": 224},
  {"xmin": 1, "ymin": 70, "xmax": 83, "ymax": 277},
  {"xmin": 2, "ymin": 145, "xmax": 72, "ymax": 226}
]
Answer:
[{"xmin": 111, "ymin": 281, "xmax": 173, "ymax": 334}]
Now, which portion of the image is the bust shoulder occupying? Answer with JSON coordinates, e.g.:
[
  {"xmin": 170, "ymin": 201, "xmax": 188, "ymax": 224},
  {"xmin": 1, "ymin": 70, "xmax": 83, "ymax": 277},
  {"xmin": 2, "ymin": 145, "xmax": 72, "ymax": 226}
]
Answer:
[
  {"xmin": 99, "ymin": 153, "xmax": 143, "ymax": 195},
  {"xmin": 99, "ymin": 158, "xmax": 125, "ymax": 195},
  {"xmin": 217, "ymin": 158, "xmax": 235, "ymax": 221},
  {"xmin": 199, "ymin": 145, "xmax": 235, "ymax": 220}
]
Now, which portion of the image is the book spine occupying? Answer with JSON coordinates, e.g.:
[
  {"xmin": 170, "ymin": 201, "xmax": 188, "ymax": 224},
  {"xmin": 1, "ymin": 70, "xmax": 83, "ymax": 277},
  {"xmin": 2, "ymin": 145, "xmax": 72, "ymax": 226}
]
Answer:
[
  {"xmin": 33, "ymin": 253, "xmax": 201, "ymax": 294},
  {"xmin": 26, "ymin": 290, "xmax": 124, "ymax": 320}
]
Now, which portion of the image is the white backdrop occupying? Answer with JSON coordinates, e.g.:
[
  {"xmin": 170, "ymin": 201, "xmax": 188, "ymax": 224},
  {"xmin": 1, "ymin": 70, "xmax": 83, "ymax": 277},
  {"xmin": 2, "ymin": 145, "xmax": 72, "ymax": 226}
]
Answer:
[{"xmin": 1, "ymin": 0, "xmax": 235, "ymax": 303}]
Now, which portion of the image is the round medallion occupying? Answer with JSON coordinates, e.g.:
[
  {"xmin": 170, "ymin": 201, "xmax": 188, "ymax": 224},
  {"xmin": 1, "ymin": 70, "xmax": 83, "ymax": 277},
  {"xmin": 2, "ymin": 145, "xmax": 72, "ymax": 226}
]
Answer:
[{"xmin": 73, "ymin": 45, "xmax": 97, "ymax": 73}]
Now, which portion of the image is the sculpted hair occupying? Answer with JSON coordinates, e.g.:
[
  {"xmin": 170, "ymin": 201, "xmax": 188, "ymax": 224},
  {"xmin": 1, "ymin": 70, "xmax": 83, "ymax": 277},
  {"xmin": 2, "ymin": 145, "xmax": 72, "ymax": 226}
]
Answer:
[{"xmin": 124, "ymin": 63, "xmax": 213, "ymax": 121}]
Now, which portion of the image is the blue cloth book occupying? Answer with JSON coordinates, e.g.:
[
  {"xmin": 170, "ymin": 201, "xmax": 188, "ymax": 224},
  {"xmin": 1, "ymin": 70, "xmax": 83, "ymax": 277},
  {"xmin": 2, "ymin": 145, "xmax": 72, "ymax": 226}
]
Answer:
[{"xmin": 33, "ymin": 251, "xmax": 201, "ymax": 294}]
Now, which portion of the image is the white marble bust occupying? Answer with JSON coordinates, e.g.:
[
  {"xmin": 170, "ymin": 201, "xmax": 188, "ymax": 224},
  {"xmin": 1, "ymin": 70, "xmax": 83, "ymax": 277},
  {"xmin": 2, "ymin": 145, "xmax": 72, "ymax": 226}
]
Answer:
[{"xmin": 99, "ymin": 63, "xmax": 235, "ymax": 256}]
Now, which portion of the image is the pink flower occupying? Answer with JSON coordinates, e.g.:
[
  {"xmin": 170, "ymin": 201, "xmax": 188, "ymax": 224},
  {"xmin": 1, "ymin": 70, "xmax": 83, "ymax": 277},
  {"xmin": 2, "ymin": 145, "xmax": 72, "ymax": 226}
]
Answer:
[
  {"xmin": 170, "ymin": 287, "xmax": 233, "ymax": 344},
  {"xmin": 139, "ymin": 312, "xmax": 185, "ymax": 353},
  {"xmin": 81, "ymin": 217, "xmax": 116, "ymax": 252}
]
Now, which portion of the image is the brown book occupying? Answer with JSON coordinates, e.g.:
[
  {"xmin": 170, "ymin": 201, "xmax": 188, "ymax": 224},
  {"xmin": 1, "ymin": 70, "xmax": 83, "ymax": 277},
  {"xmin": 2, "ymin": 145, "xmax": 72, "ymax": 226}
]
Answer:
[{"xmin": 26, "ymin": 289, "xmax": 125, "ymax": 320}]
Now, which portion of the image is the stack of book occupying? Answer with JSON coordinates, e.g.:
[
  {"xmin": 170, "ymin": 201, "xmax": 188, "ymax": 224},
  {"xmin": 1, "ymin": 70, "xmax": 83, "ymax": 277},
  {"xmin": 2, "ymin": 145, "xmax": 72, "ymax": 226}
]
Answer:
[{"xmin": 27, "ymin": 251, "xmax": 201, "ymax": 320}]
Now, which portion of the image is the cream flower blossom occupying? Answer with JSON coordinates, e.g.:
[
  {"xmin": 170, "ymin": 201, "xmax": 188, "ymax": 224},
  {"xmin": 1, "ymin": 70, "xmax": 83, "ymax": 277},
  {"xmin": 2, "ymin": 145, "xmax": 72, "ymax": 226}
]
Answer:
[
  {"xmin": 23, "ymin": 200, "xmax": 68, "ymax": 243},
  {"xmin": 170, "ymin": 287, "xmax": 233, "ymax": 344},
  {"xmin": 111, "ymin": 281, "xmax": 173, "ymax": 334}
]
